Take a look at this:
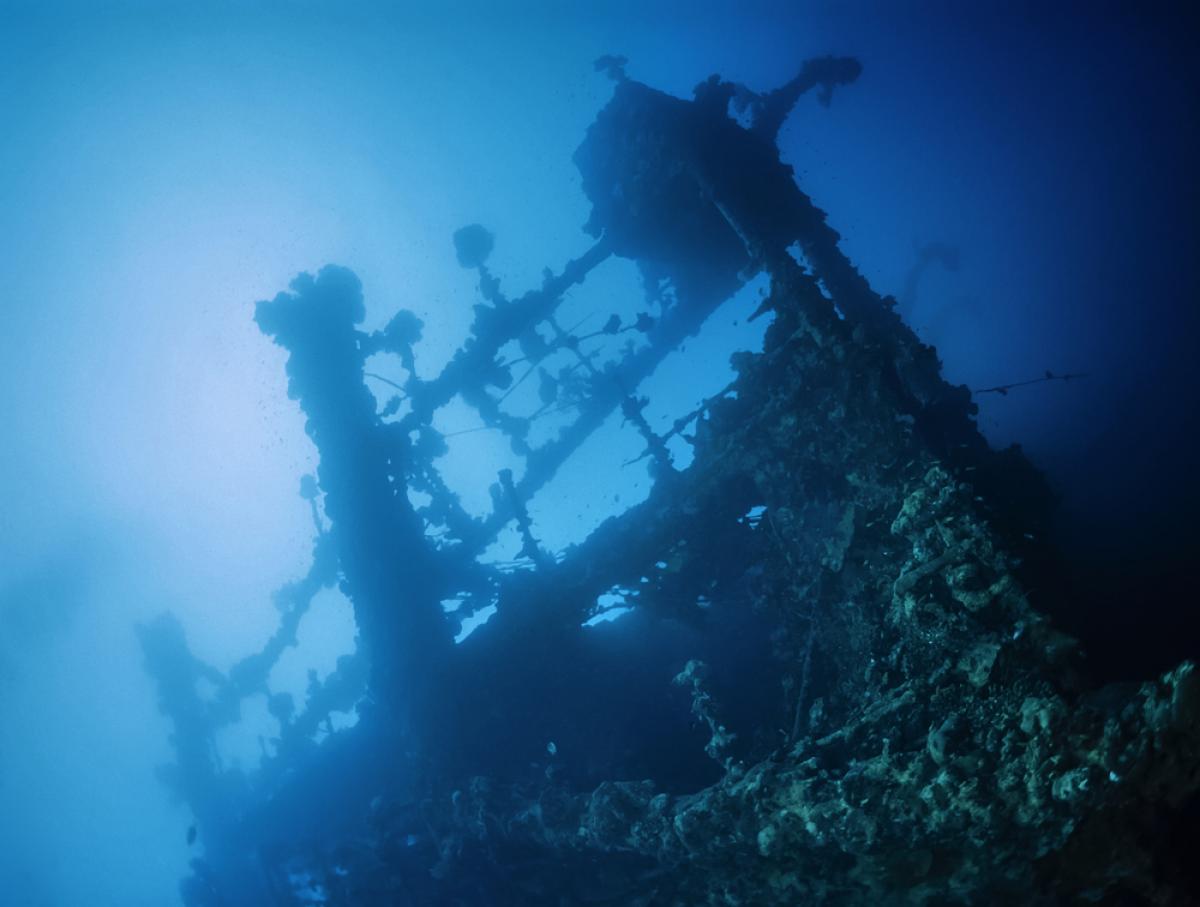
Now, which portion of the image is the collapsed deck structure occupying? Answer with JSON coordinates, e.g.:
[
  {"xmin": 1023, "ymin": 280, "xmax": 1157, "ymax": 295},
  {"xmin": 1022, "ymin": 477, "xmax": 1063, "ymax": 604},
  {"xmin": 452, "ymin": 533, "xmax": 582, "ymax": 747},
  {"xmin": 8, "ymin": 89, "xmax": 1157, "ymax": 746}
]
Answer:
[{"xmin": 142, "ymin": 57, "xmax": 1200, "ymax": 905}]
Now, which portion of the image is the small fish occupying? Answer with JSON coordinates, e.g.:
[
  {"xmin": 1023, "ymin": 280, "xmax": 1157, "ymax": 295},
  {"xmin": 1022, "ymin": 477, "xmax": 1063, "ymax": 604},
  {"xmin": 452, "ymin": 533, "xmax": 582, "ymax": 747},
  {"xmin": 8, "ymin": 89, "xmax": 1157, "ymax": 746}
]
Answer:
[
  {"xmin": 186, "ymin": 825, "xmax": 197, "ymax": 846},
  {"xmin": 546, "ymin": 741, "xmax": 557, "ymax": 756}
]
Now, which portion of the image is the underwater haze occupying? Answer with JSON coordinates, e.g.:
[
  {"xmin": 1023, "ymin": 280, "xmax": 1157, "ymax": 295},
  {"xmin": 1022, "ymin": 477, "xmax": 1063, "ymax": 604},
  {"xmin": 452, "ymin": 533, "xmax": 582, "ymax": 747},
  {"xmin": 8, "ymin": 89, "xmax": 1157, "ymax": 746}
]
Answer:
[{"xmin": 1, "ymin": 1, "xmax": 1198, "ymax": 905}]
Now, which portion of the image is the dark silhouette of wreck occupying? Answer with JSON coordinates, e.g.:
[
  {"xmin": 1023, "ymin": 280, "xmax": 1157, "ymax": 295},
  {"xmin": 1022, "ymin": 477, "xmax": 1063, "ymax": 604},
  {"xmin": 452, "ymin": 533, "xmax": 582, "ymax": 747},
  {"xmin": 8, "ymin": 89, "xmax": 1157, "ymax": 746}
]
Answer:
[{"xmin": 141, "ymin": 57, "xmax": 1200, "ymax": 906}]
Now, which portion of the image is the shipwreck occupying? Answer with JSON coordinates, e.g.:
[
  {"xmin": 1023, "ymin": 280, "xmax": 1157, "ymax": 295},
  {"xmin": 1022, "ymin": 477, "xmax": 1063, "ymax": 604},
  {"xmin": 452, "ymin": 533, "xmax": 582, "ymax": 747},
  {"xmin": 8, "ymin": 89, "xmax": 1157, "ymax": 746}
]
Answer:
[{"xmin": 141, "ymin": 56, "xmax": 1200, "ymax": 905}]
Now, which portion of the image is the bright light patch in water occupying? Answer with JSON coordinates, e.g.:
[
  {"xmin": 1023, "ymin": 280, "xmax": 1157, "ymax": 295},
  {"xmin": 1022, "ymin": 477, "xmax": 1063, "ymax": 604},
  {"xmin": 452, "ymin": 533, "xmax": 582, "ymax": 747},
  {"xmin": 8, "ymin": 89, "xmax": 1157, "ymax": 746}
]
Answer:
[
  {"xmin": 583, "ymin": 586, "xmax": 636, "ymax": 627},
  {"xmin": 214, "ymin": 693, "xmax": 279, "ymax": 772},
  {"xmin": 268, "ymin": 587, "xmax": 358, "ymax": 707},
  {"xmin": 313, "ymin": 706, "xmax": 361, "ymax": 743},
  {"xmin": 740, "ymin": 505, "xmax": 767, "ymax": 528},
  {"xmin": 477, "ymin": 521, "xmax": 526, "ymax": 568},
  {"xmin": 635, "ymin": 273, "xmax": 774, "ymax": 472},
  {"xmin": 582, "ymin": 606, "xmax": 634, "ymax": 627},
  {"xmin": 455, "ymin": 602, "xmax": 498, "ymax": 643},
  {"xmin": 432, "ymin": 395, "xmax": 524, "ymax": 519}
]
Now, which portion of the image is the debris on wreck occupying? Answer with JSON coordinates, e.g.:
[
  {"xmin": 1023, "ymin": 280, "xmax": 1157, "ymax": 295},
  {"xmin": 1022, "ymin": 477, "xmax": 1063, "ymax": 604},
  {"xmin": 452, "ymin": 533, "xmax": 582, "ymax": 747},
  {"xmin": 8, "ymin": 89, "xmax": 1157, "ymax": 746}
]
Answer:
[{"xmin": 141, "ymin": 55, "xmax": 1200, "ymax": 906}]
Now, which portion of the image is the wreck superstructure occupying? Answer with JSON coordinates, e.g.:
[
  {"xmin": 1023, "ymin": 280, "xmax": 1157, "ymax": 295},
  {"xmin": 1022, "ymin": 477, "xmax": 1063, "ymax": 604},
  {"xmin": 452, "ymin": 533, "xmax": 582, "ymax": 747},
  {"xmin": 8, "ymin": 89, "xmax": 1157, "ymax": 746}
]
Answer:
[{"xmin": 141, "ymin": 58, "xmax": 1200, "ymax": 905}]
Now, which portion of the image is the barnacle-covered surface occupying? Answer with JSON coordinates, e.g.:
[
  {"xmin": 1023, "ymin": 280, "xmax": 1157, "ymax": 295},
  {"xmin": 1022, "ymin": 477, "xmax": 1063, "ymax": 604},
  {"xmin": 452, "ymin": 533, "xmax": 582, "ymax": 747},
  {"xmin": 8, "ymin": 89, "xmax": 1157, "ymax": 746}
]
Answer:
[{"xmin": 141, "ymin": 58, "xmax": 1200, "ymax": 906}]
